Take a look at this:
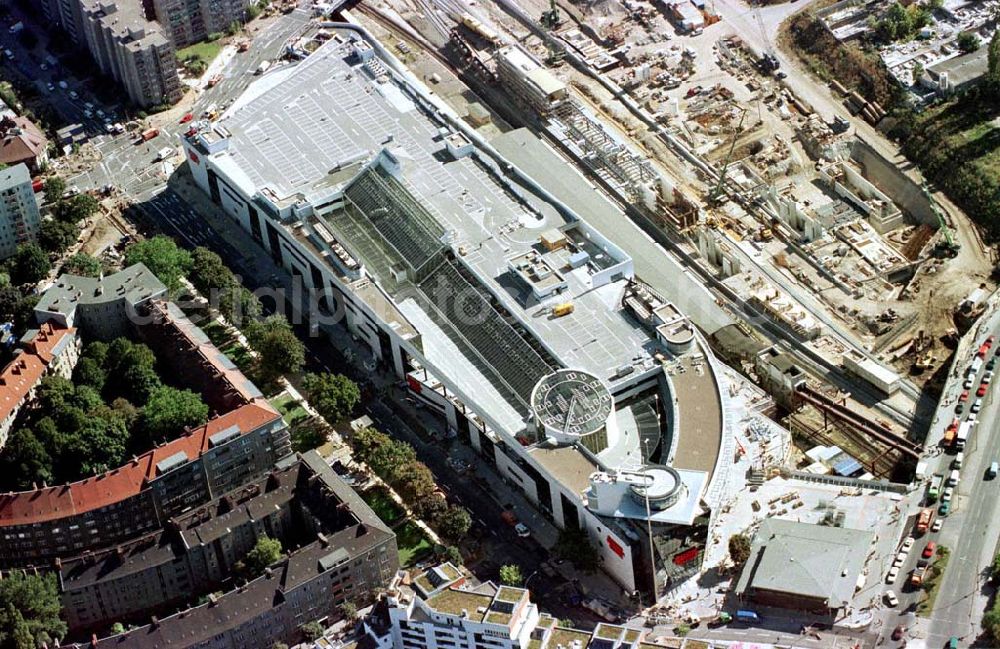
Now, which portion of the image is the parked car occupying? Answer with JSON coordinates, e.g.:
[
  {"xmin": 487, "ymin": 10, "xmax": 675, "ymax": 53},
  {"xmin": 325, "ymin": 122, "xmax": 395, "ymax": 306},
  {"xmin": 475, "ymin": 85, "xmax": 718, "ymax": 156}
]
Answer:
[
  {"xmin": 960, "ymin": 390, "xmax": 970, "ymax": 402},
  {"xmin": 943, "ymin": 487, "xmax": 954, "ymax": 502},
  {"xmin": 902, "ymin": 537, "xmax": 914, "ymax": 551},
  {"xmin": 939, "ymin": 501, "xmax": 951, "ymax": 516},
  {"xmin": 514, "ymin": 523, "xmax": 530, "ymax": 538},
  {"xmin": 884, "ymin": 591, "xmax": 899, "ymax": 607},
  {"xmin": 964, "ymin": 377, "xmax": 974, "ymax": 390},
  {"xmin": 922, "ymin": 542, "xmax": 937, "ymax": 559},
  {"xmin": 978, "ymin": 383, "xmax": 988, "ymax": 397},
  {"xmin": 972, "ymin": 398, "xmax": 983, "ymax": 413},
  {"xmin": 988, "ymin": 461, "xmax": 999, "ymax": 479},
  {"xmin": 886, "ymin": 566, "xmax": 899, "ymax": 584},
  {"xmin": 931, "ymin": 518, "xmax": 943, "ymax": 533}
]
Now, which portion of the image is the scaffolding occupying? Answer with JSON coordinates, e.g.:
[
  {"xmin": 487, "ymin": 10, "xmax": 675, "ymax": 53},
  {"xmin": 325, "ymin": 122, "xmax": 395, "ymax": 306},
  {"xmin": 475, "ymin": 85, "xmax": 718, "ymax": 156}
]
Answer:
[{"xmin": 550, "ymin": 101, "xmax": 656, "ymax": 203}]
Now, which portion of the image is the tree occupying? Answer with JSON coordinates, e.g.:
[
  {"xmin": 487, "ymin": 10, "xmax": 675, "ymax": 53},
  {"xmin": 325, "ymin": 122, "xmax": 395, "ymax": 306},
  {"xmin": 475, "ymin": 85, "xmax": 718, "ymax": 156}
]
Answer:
[
  {"xmin": 0, "ymin": 428, "xmax": 53, "ymax": 489},
  {"xmin": 988, "ymin": 29, "xmax": 1000, "ymax": 88},
  {"xmin": 10, "ymin": 243, "xmax": 50, "ymax": 285},
  {"xmin": 554, "ymin": 528, "xmax": 599, "ymax": 572},
  {"xmin": 301, "ymin": 372, "xmax": 360, "ymax": 423},
  {"xmin": 444, "ymin": 545, "xmax": 463, "ymax": 566},
  {"xmin": 957, "ymin": 31, "xmax": 981, "ymax": 53},
  {"xmin": 289, "ymin": 417, "xmax": 329, "ymax": 452},
  {"xmin": 414, "ymin": 492, "xmax": 448, "ymax": 521},
  {"xmin": 391, "ymin": 461, "xmax": 437, "ymax": 503},
  {"xmin": 38, "ymin": 218, "xmax": 80, "ymax": 252},
  {"xmin": 243, "ymin": 535, "xmax": 284, "ymax": 575},
  {"xmin": 218, "ymin": 285, "xmax": 261, "ymax": 326},
  {"xmin": 124, "ymin": 235, "xmax": 192, "ymax": 292},
  {"xmin": 351, "ymin": 427, "xmax": 416, "ymax": 478},
  {"xmin": 63, "ymin": 252, "xmax": 103, "ymax": 277},
  {"xmin": 52, "ymin": 194, "xmax": 99, "ymax": 224},
  {"xmin": 435, "ymin": 505, "xmax": 472, "ymax": 542},
  {"xmin": 300, "ymin": 621, "xmax": 324, "ymax": 642},
  {"xmin": 728, "ymin": 533, "xmax": 752, "ymax": 567},
  {"xmin": 877, "ymin": 2, "xmax": 913, "ymax": 42},
  {"xmin": 189, "ymin": 246, "xmax": 234, "ymax": 295},
  {"xmin": 42, "ymin": 177, "xmax": 65, "ymax": 204},
  {"xmin": 0, "ymin": 573, "xmax": 67, "ymax": 648},
  {"xmin": 245, "ymin": 315, "xmax": 305, "ymax": 381},
  {"xmin": 499, "ymin": 564, "xmax": 523, "ymax": 586},
  {"xmin": 912, "ymin": 61, "xmax": 924, "ymax": 86},
  {"xmin": 985, "ymin": 600, "xmax": 1000, "ymax": 641},
  {"xmin": 339, "ymin": 601, "xmax": 358, "ymax": 621},
  {"xmin": 73, "ymin": 357, "xmax": 107, "ymax": 391},
  {"xmin": 140, "ymin": 386, "xmax": 209, "ymax": 440},
  {"xmin": 105, "ymin": 338, "xmax": 161, "ymax": 404}
]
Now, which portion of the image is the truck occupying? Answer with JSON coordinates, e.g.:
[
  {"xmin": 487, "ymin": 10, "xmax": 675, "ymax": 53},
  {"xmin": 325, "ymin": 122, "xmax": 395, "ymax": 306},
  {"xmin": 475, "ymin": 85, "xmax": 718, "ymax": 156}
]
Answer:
[
  {"xmin": 136, "ymin": 127, "xmax": 159, "ymax": 144},
  {"xmin": 910, "ymin": 565, "xmax": 927, "ymax": 587},
  {"xmin": 943, "ymin": 421, "xmax": 958, "ymax": 446},
  {"xmin": 254, "ymin": 60, "xmax": 271, "ymax": 75},
  {"xmin": 155, "ymin": 146, "xmax": 174, "ymax": 162},
  {"xmin": 916, "ymin": 507, "xmax": 933, "ymax": 534},
  {"xmin": 927, "ymin": 474, "xmax": 944, "ymax": 503},
  {"xmin": 956, "ymin": 421, "xmax": 972, "ymax": 451}
]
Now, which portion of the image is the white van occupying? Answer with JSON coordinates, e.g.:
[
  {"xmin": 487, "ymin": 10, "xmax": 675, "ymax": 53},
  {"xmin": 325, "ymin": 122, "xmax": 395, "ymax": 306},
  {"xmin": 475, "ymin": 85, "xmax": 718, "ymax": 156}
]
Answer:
[
  {"xmin": 155, "ymin": 146, "xmax": 174, "ymax": 161},
  {"xmin": 953, "ymin": 452, "xmax": 964, "ymax": 470},
  {"xmin": 948, "ymin": 469, "xmax": 960, "ymax": 487}
]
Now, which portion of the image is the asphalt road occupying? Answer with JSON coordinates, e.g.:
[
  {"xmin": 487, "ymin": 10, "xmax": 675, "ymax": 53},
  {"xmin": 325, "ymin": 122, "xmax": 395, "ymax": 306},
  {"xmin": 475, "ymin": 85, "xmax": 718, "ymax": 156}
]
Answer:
[{"xmin": 922, "ymin": 309, "xmax": 1000, "ymax": 647}]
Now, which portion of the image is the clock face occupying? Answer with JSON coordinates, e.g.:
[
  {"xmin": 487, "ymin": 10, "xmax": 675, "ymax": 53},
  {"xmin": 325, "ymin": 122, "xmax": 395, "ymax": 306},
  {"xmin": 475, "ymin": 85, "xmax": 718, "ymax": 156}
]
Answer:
[{"xmin": 531, "ymin": 370, "xmax": 613, "ymax": 436}]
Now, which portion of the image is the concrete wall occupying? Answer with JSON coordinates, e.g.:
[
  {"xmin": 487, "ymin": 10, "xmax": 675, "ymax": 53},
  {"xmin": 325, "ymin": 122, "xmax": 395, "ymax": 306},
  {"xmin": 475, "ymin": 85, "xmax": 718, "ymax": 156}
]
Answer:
[{"xmin": 849, "ymin": 139, "xmax": 937, "ymax": 227}]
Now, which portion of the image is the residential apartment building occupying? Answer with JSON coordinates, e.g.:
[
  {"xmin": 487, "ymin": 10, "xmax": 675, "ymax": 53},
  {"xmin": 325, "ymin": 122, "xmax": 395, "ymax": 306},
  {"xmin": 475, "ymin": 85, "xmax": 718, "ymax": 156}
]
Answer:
[
  {"xmin": 0, "ymin": 118, "xmax": 49, "ymax": 173},
  {"xmin": 0, "ymin": 163, "xmax": 41, "ymax": 259},
  {"xmin": 34, "ymin": 263, "xmax": 168, "ymax": 340},
  {"xmin": 370, "ymin": 563, "xmax": 649, "ymax": 649},
  {"xmin": 151, "ymin": 0, "xmax": 253, "ymax": 47},
  {"xmin": 74, "ymin": 452, "xmax": 398, "ymax": 648},
  {"xmin": 0, "ymin": 401, "xmax": 288, "ymax": 567},
  {"xmin": 77, "ymin": 0, "xmax": 182, "ymax": 108},
  {"xmin": 0, "ymin": 323, "xmax": 79, "ymax": 447}
]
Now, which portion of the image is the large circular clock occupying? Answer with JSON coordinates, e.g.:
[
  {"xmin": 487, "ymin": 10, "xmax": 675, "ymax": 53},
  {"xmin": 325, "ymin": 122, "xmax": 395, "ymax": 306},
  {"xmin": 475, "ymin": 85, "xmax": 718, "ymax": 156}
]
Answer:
[{"xmin": 531, "ymin": 369, "xmax": 613, "ymax": 438}]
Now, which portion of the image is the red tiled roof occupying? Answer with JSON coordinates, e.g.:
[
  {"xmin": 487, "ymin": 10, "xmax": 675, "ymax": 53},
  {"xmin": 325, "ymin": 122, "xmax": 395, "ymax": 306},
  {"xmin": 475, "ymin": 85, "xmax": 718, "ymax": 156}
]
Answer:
[
  {"xmin": 0, "ymin": 401, "xmax": 280, "ymax": 526},
  {"xmin": 0, "ymin": 116, "xmax": 46, "ymax": 166},
  {"xmin": 0, "ymin": 324, "xmax": 76, "ymax": 423}
]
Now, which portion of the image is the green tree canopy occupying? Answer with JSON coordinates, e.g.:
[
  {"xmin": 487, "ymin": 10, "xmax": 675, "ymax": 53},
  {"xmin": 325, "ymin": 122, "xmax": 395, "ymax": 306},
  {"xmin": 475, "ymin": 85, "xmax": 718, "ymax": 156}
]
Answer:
[
  {"xmin": 73, "ymin": 356, "xmax": 107, "ymax": 391},
  {"xmin": 499, "ymin": 564, "xmax": 523, "ymax": 587},
  {"xmin": 988, "ymin": 29, "xmax": 1000, "ymax": 88},
  {"xmin": 62, "ymin": 252, "xmax": 103, "ymax": 277},
  {"xmin": 10, "ymin": 243, "xmax": 50, "ymax": 285},
  {"xmin": 52, "ymin": 194, "xmax": 99, "ymax": 224},
  {"xmin": 0, "ymin": 428, "xmax": 53, "ymax": 489},
  {"xmin": 42, "ymin": 177, "xmax": 65, "ymax": 204},
  {"xmin": 243, "ymin": 535, "xmax": 284, "ymax": 575},
  {"xmin": 38, "ymin": 218, "xmax": 80, "ymax": 253},
  {"xmin": 351, "ymin": 427, "xmax": 416, "ymax": 479},
  {"xmin": 301, "ymin": 372, "xmax": 360, "ymax": 424},
  {"xmin": 0, "ymin": 573, "xmax": 66, "ymax": 649},
  {"xmin": 391, "ymin": 461, "xmax": 436, "ymax": 504},
  {"xmin": 435, "ymin": 505, "xmax": 472, "ymax": 542},
  {"xmin": 141, "ymin": 386, "xmax": 209, "ymax": 441},
  {"xmin": 728, "ymin": 533, "xmax": 752, "ymax": 566},
  {"xmin": 245, "ymin": 315, "xmax": 305, "ymax": 382},
  {"xmin": 957, "ymin": 31, "xmax": 981, "ymax": 53},
  {"xmin": 300, "ymin": 621, "xmax": 324, "ymax": 642},
  {"xmin": 124, "ymin": 235, "xmax": 192, "ymax": 292}
]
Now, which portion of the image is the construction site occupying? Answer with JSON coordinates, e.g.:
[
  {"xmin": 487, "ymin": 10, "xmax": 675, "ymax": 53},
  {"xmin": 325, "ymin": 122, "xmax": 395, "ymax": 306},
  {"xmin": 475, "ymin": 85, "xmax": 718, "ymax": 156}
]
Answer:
[{"xmin": 353, "ymin": 0, "xmax": 994, "ymax": 481}]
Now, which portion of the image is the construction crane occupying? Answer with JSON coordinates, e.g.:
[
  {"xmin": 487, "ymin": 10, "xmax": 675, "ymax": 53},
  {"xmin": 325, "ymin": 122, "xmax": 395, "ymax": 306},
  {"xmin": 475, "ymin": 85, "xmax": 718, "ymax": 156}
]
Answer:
[
  {"xmin": 751, "ymin": 3, "xmax": 780, "ymax": 73},
  {"xmin": 541, "ymin": 0, "xmax": 560, "ymax": 29},
  {"xmin": 923, "ymin": 182, "xmax": 960, "ymax": 258},
  {"xmin": 708, "ymin": 105, "xmax": 749, "ymax": 205}
]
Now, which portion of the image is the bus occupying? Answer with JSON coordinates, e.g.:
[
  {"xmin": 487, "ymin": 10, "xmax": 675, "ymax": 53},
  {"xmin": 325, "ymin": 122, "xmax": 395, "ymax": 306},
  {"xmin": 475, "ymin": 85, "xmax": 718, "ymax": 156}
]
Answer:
[{"xmin": 927, "ymin": 474, "xmax": 944, "ymax": 503}]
